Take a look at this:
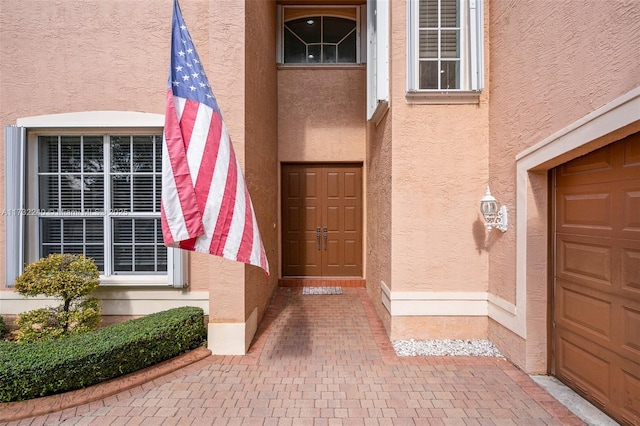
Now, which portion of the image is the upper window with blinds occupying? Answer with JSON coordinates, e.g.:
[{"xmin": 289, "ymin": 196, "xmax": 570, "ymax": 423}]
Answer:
[
  {"xmin": 407, "ymin": 0, "xmax": 484, "ymax": 100},
  {"xmin": 277, "ymin": 6, "xmax": 364, "ymax": 65},
  {"xmin": 36, "ymin": 134, "xmax": 166, "ymax": 275}
]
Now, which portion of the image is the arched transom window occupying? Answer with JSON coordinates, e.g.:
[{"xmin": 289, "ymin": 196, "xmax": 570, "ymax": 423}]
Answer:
[{"xmin": 279, "ymin": 6, "xmax": 361, "ymax": 65}]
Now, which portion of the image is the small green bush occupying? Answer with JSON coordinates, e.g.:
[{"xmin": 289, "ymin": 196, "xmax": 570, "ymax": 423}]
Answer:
[
  {"xmin": 14, "ymin": 254, "xmax": 101, "ymax": 342},
  {"xmin": 14, "ymin": 299, "xmax": 101, "ymax": 343},
  {"xmin": 0, "ymin": 316, "xmax": 8, "ymax": 338},
  {"xmin": 0, "ymin": 306, "xmax": 206, "ymax": 402}
]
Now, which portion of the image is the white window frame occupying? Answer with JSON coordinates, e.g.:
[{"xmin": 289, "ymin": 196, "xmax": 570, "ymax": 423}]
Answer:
[
  {"xmin": 406, "ymin": 0, "xmax": 484, "ymax": 104},
  {"xmin": 4, "ymin": 112, "xmax": 188, "ymax": 288},
  {"xmin": 367, "ymin": 0, "xmax": 390, "ymax": 123},
  {"xmin": 277, "ymin": 5, "xmax": 366, "ymax": 66}
]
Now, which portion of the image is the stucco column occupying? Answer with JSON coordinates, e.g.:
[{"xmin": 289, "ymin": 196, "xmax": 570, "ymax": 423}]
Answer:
[
  {"xmin": 204, "ymin": 256, "xmax": 256, "ymax": 355},
  {"xmin": 204, "ymin": 0, "xmax": 251, "ymax": 355}
]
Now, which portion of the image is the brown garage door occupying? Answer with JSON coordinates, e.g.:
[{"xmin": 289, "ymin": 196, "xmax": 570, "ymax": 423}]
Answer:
[
  {"xmin": 282, "ymin": 164, "xmax": 362, "ymax": 277},
  {"xmin": 553, "ymin": 132, "xmax": 640, "ymax": 425}
]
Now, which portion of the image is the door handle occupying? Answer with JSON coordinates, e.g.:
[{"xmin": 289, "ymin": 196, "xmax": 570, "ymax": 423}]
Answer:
[
  {"xmin": 323, "ymin": 227, "xmax": 328, "ymax": 250},
  {"xmin": 316, "ymin": 227, "xmax": 321, "ymax": 250}
]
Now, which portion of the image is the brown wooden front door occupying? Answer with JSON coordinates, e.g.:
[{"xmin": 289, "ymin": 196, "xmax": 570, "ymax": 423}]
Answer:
[
  {"xmin": 553, "ymin": 132, "xmax": 640, "ymax": 425},
  {"xmin": 282, "ymin": 164, "xmax": 362, "ymax": 277}
]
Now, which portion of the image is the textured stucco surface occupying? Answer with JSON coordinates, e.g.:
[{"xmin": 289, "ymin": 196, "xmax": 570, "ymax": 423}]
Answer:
[
  {"xmin": 365, "ymin": 112, "xmax": 392, "ymax": 335},
  {"xmin": 393, "ymin": 316, "xmax": 488, "ymax": 341},
  {"xmin": 278, "ymin": 68, "xmax": 366, "ymax": 163},
  {"xmin": 0, "ymin": 0, "xmax": 178, "ymax": 288},
  {"xmin": 488, "ymin": 0, "xmax": 640, "ymax": 373},
  {"xmin": 388, "ymin": 0, "xmax": 490, "ymax": 297},
  {"xmin": 0, "ymin": 0, "xmax": 277, "ymax": 337},
  {"xmin": 488, "ymin": 0, "xmax": 640, "ymax": 306},
  {"xmin": 243, "ymin": 0, "xmax": 279, "ymax": 324}
]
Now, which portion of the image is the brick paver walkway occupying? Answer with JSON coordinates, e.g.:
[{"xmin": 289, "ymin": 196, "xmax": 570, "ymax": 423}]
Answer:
[{"xmin": 2, "ymin": 287, "xmax": 585, "ymax": 425}]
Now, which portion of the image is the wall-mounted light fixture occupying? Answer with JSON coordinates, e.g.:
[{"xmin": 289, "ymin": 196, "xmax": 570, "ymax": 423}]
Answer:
[{"xmin": 480, "ymin": 186, "xmax": 507, "ymax": 232}]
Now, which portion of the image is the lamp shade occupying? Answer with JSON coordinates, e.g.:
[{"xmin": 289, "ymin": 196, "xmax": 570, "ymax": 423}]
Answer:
[{"xmin": 480, "ymin": 186, "xmax": 498, "ymax": 216}]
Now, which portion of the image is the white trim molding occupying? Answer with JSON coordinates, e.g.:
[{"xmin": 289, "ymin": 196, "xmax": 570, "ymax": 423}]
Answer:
[
  {"xmin": 0, "ymin": 289, "xmax": 209, "ymax": 315},
  {"xmin": 381, "ymin": 280, "xmax": 516, "ymax": 319},
  {"xmin": 16, "ymin": 111, "xmax": 164, "ymax": 128}
]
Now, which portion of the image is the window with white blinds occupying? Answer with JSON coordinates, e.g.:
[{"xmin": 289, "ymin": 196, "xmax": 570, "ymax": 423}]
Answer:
[
  {"xmin": 407, "ymin": 0, "xmax": 483, "ymax": 98},
  {"xmin": 36, "ymin": 134, "xmax": 166, "ymax": 275},
  {"xmin": 418, "ymin": 0, "xmax": 460, "ymax": 90}
]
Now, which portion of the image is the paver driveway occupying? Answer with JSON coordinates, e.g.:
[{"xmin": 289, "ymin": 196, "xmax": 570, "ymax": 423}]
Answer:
[{"xmin": 1, "ymin": 287, "xmax": 585, "ymax": 425}]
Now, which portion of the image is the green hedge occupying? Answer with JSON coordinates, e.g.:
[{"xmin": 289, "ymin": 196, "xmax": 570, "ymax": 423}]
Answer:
[
  {"xmin": 0, "ymin": 306, "xmax": 206, "ymax": 402},
  {"xmin": 0, "ymin": 316, "xmax": 7, "ymax": 338}
]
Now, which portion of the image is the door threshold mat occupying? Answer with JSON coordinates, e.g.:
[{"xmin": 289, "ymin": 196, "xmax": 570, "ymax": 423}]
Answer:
[{"xmin": 302, "ymin": 286, "xmax": 343, "ymax": 295}]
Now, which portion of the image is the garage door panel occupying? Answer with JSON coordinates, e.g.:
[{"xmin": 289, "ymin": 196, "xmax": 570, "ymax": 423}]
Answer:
[
  {"xmin": 556, "ymin": 188, "xmax": 613, "ymax": 233},
  {"xmin": 556, "ymin": 145, "xmax": 614, "ymax": 183},
  {"xmin": 556, "ymin": 237, "xmax": 613, "ymax": 288},
  {"xmin": 623, "ymin": 134, "xmax": 640, "ymax": 166},
  {"xmin": 622, "ymin": 306, "xmax": 640, "ymax": 358},
  {"xmin": 557, "ymin": 134, "xmax": 640, "ymax": 186},
  {"xmin": 621, "ymin": 366, "xmax": 640, "ymax": 425},
  {"xmin": 556, "ymin": 332, "xmax": 613, "ymax": 403},
  {"xmin": 622, "ymin": 245, "xmax": 640, "ymax": 294},
  {"xmin": 556, "ymin": 284, "xmax": 613, "ymax": 342},
  {"xmin": 623, "ymin": 188, "xmax": 640, "ymax": 233}
]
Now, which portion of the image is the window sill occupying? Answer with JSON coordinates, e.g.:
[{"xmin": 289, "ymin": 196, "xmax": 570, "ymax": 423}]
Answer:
[
  {"xmin": 368, "ymin": 100, "xmax": 389, "ymax": 126},
  {"xmin": 406, "ymin": 90, "xmax": 481, "ymax": 105},
  {"xmin": 99, "ymin": 275, "xmax": 169, "ymax": 287}
]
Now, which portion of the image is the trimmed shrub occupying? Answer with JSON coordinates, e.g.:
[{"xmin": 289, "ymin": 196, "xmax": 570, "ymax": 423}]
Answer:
[
  {"xmin": 0, "ymin": 316, "xmax": 8, "ymax": 339},
  {"xmin": 0, "ymin": 306, "xmax": 206, "ymax": 402},
  {"xmin": 14, "ymin": 299, "xmax": 101, "ymax": 343},
  {"xmin": 14, "ymin": 254, "xmax": 101, "ymax": 342}
]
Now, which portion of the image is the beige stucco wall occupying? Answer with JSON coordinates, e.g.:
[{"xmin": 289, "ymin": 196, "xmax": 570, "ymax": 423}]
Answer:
[
  {"xmin": 244, "ymin": 0, "xmax": 279, "ymax": 324},
  {"xmin": 390, "ymin": 0, "xmax": 489, "ymax": 294},
  {"xmin": 0, "ymin": 0, "xmax": 173, "ymax": 289},
  {"xmin": 380, "ymin": 0, "xmax": 490, "ymax": 341},
  {"xmin": 488, "ymin": 0, "xmax": 640, "ymax": 372},
  {"xmin": 365, "ymin": 112, "xmax": 392, "ymax": 334},
  {"xmin": 278, "ymin": 68, "xmax": 366, "ymax": 163},
  {"xmin": 0, "ymin": 0, "xmax": 245, "ymax": 299},
  {"xmin": 0, "ymin": 0, "xmax": 278, "ymax": 353}
]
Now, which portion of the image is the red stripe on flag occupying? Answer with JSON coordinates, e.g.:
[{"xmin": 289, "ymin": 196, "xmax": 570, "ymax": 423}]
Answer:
[
  {"xmin": 236, "ymin": 185, "xmax": 255, "ymax": 263},
  {"xmin": 179, "ymin": 237, "xmax": 197, "ymax": 251},
  {"xmin": 164, "ymin": 90, "xmax": 204, "ymax": 239},
  {"xmin": 179, "ymin": 99, "xmax": 199, "ymax": 151},
  {"xmin": 209, "ymin": 144, "xmax": 238, "ymax": 256}
]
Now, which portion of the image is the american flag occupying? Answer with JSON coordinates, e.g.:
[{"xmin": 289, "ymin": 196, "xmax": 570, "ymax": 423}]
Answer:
[{"xmin": 161, "ymin": 0, "xmax": 269, "ymax": 275}]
